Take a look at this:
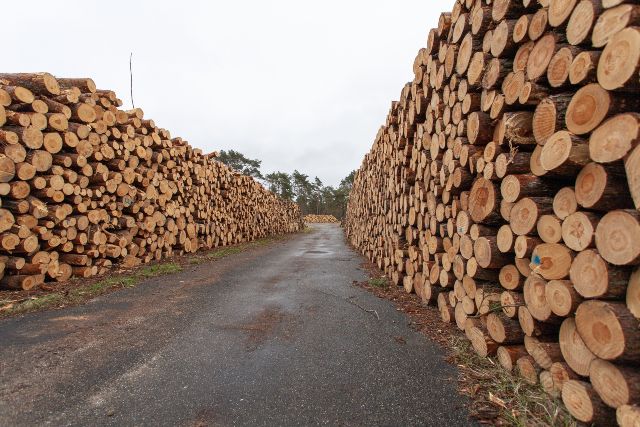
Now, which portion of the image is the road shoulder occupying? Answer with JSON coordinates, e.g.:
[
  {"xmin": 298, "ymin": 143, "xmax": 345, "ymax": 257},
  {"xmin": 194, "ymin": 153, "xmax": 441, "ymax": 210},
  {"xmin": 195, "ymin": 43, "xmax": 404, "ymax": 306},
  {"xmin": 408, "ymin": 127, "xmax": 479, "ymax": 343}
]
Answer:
[
  {"xmin": 353, "ymin": 259, "xmax": 575, "ymax": 426},
  {"xmin": 0, "ymin": 233, "xmax": 297, "ymax": 319}
]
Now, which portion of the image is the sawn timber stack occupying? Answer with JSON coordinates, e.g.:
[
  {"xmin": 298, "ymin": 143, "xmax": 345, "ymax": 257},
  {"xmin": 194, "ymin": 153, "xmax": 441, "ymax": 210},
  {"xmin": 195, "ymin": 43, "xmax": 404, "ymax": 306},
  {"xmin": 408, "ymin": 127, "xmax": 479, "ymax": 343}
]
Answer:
[
  {"xmin": 0, "ymin": 72, "xmax": 302, "ymax": 291},
  {"xmin": 344, "ymin": 0, "xmax": 640, "ymax": 425}
]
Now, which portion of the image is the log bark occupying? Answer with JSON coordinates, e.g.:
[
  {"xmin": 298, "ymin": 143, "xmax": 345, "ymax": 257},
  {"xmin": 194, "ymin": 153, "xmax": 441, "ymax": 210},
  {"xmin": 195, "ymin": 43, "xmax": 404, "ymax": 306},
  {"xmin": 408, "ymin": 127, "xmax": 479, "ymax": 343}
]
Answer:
[{"xmin": 628, "ymin": 268, "xmax": 640, "ymax": 319}]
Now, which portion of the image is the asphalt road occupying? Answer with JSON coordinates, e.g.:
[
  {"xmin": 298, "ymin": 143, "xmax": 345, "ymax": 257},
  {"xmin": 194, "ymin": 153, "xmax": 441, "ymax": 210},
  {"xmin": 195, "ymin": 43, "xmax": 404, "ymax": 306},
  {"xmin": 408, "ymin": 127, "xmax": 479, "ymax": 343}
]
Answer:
[{"xmin": 0, "ymin": 224, "xmax": 474, "ymax": 427}]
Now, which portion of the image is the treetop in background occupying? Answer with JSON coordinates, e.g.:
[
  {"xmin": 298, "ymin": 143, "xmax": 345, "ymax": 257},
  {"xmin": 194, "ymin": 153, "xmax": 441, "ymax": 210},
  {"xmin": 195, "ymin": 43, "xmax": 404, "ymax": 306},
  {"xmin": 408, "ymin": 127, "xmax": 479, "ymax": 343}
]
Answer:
[
  {"xmin": 216, "ymin": 150, "xmax": 354, "ymax": 219},
  {"xmin": 217, "ymin": 149, "xmax": 263, "ymax": 179}
]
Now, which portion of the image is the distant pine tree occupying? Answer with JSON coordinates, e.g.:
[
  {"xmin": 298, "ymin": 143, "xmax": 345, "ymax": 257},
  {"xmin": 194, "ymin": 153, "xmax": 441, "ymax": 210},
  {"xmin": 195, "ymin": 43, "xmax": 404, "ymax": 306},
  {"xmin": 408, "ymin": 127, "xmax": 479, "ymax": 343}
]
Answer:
[{"xmin": 217, "ymin": 150, "xmax": 263, "ymax": 179}]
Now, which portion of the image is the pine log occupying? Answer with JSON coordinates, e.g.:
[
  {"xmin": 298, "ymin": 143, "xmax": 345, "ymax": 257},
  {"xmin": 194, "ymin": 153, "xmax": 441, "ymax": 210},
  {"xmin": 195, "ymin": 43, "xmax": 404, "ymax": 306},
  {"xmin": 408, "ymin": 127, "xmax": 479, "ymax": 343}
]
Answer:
[
  {"xmin": 592, "ymin": 4, "xmax": 640, "ymax": 48},
  {"xmin": 570, "ymin": 249, "xmax": 630, "ymax": 301},
  {"xmin": 566, "ymin": 83, "xmax": 640, "ymax": 135},
  {"xmin": 497, "ymin": 345, "xmax": 528, "ymax": 372},
  {"xmin": 499, "ymin": 264, "xmax": 524, "ymax": 291},
  {"xmin": 552, "ymin": 187, "xmax": 577, "ymax": 220},
  {"xmin": 563, "ymin": 380, "xmax": 616, "ymax": 424},
  {"xmin": 524, "ymin": 335, "xmax": 563, "ymax": 370},
  {"xmin": 595, "ymin": 210, "xmax": 640, "ymax": 266},
  {"xmin": 530, "ymin": 242, "xmax": 573, "ymax": 280},
  {"xmin": 517, "ymin": 355, "xmax": 542, "ymax": 384},
  {"xmin": 628, "ymin": 268, "xmax": 640, "ymax": 319},
  {"xmin": 509, "ymin": 197, "xmax": 553, "ymax": 236},
  {"xmin": 500, "ymin": 290, "xmax": 524, "ymax": 317},
  {"xmin": 625, "ymin": 143, "xmax": 640, "ymax": 209},
  {"xmin": 561, "ymin": 211, "xmax": 598, "ymax": 251},
  {"xmin": 575, "ymin": 300, "xmax": 640, "ymax": 361},
  {"xmin": 559, "ymin": 317, "xmax": 596, "ymax": 376},
  {"xmin": 539, "ymin": 131, "xmax": 590, "ymax": 175},
  {"xmin": 589, "ymin": 113, "xmax": 640, "ymax": 164},
  {"xmin": 590, "ymin": 358, "xmax": 640, "ymax": 408},
  {"xmin": 569, "ymin": 50, "xmax": 600, "ymax": 84},
  {"xmin": 618, "ymin": 405, "xmax": 640, "ymax": 427},
  {"xmin": 546, "ymin": 279, "xmax": 583, "ymax": 316},
  {"xmin": 566, "ymin": 0, "xmax": 601, "ymax": 46},
  {"xmin": 537, "ymin": 214, "xmax": 563, "ymax": 244}
]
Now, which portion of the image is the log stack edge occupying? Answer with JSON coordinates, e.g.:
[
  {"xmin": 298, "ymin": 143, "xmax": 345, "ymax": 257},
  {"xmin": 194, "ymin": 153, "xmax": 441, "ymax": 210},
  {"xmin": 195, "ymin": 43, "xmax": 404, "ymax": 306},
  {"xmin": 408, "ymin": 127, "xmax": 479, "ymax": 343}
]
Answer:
[
  {"xmin": 0, "ymin": 72, "xmax": 303, "ymax": 290},
  {"xmin": 344, "ymin": 0, "xmax": 640, "ymax": 425}
]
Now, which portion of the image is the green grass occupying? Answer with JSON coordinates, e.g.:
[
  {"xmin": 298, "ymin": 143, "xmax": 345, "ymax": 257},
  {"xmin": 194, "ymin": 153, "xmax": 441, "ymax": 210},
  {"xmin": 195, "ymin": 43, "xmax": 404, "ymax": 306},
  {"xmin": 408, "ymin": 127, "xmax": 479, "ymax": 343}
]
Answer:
[
  {"xmin": 451, "ymin": 337, "xmax": 576, "ymax": 426},
  {"xmin": 206, "ymin": 247, "xmax": 243, "ymax": 259},
  {"xmin": 0, "ymin": 261, "xmax": 184, "ymax": 317},
  {"xmin": 1, "ymin": 233, "xmax": 287, "ymax": 318},
  {"xmin": 249, "ymin": 236, "xmax": 278, "ymax": 247},
  {"xmin": 203, "ymin": 236, "xmax": 279, "ymax": 260},
  {"xmin": 368, "ymin": 277, "xmax": 388, "ymax": 288},
  {"xmin": 138, "ymin": 262, "xmax": 182, "ymax": 277},
  {"xmin": 68, "ymin": 276, "xmax": 139, "ymax": 300}
]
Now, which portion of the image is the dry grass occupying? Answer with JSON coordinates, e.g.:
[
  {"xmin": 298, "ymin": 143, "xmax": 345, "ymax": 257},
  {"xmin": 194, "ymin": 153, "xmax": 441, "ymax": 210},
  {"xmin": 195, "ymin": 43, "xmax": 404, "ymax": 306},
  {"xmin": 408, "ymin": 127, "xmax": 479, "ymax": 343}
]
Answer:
[{"xmin": 451, "ymin": 337, "xmax": 576, "ymax": 426}]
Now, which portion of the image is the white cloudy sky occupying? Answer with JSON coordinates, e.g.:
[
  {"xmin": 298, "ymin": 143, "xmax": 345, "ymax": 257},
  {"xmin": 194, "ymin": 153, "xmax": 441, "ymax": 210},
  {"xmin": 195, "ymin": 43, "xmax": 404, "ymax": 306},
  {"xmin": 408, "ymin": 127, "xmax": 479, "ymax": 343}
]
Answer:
[{"xmin": 6, "ymin": 1, "xmax": 451, "ymax": 186}]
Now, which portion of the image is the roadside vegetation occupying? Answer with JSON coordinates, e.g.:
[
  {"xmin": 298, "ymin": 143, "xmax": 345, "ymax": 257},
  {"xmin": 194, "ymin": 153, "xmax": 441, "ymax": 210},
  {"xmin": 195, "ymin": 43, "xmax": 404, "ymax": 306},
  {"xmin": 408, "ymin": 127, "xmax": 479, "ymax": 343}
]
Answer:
[
  {"xmin": 368, "ymin": 277, "xmax": 388, "ymax": 288},
  {"xmin": 0, "ymin": 261, "xmax": 183, "ymax": 317},
  {"xmin": 451, "ymin": 337, "xmax": 575, "ymax": 426},
  {"xmin": 0, "ymin": 234, "xmax": 289, "ymax": 318}
]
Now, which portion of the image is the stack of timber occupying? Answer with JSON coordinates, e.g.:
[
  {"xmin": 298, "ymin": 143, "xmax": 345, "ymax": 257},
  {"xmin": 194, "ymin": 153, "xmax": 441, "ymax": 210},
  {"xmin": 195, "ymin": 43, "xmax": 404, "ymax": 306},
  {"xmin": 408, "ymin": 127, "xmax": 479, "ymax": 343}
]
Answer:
[
  {"xmin": 304, "ymin": 214, "xmax": 340, "ymax": 223},
  {"xmin": 344, "ymin": 0, "xmax": 640, "ymax": 425},
  {"xmin": 0, "ymin": 72, "xmax": 302, "ymax": 291}
]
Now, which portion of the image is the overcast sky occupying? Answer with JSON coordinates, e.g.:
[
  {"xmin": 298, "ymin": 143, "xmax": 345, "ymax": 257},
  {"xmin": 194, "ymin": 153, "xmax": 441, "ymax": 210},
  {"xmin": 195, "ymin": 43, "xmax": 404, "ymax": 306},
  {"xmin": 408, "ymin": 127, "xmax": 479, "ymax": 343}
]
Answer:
[{"xmin": 6, "ymin": 1, "xmax": 450, "ymax": 186}]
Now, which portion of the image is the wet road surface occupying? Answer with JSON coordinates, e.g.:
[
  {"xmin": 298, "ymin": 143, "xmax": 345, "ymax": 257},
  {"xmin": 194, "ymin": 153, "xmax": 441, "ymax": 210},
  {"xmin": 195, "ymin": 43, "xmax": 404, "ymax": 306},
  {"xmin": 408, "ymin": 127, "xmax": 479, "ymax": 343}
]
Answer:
[{"xmin": 0, "ymin": 224, "xmax": 474, "ymax": 426}]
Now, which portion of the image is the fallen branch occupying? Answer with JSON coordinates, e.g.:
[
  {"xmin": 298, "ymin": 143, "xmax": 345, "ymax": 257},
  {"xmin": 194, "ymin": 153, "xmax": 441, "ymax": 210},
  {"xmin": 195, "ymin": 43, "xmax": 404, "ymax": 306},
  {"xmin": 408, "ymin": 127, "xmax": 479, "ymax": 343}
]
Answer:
[
  {"xmin": 314, "ymin": 289, "xmax": 380, "ymax": 320},
  {"xmin": 347, "ymin": 295, "xmax": 380, "ymax": 320}
]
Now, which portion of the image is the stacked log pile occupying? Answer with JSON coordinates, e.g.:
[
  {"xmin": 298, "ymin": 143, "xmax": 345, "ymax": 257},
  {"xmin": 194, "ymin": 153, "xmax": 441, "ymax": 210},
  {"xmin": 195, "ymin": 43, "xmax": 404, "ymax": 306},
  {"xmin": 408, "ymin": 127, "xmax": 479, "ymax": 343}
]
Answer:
[
  {"xmin": 304, "ymin": 214, "xmax": 340, "ymax": 223},
  {"xmin": 344, "ymin": 0, "xmax": 640, "ymax": 424},
  {"xmin": 0, "ymin": 72, "xmax": 302, "ymax": 291}
]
